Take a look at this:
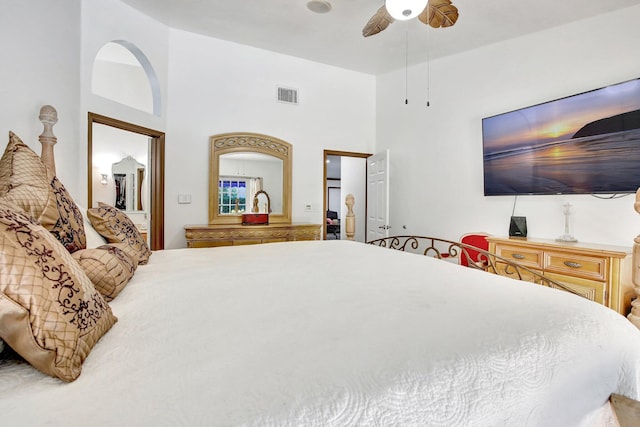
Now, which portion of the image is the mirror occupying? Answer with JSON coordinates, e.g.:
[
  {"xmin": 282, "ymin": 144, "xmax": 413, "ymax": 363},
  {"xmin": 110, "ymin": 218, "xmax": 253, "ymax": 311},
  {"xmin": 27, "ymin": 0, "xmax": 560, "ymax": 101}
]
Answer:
[
  {"xmin": 218, "ymin": 152, "xmax": 282, "ymax": 214},
  {"xmin": 91, "ymin": 124, "xmax": 149, "ymax": 215},
  {"xmin": 112, "ymin": 156, "xmax": 146, "ymax": 211},
  {"xmin": 209, "ymin": 132, "xmax": 292, "ymax": 224},
  {"xmin": 88, "ymin": 113, "xmax": 166, "ymax": 250}
]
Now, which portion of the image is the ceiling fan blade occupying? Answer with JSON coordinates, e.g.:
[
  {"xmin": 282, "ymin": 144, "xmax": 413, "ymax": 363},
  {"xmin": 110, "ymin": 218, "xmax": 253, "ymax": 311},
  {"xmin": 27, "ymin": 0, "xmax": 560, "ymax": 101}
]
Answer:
[
  {"xmin": 418, "ymin": 0, "xmax": 459, "ymax": 28},
  {"xmin": 362, "ymin": 5, "xmax": 395, "ymax": 37}
]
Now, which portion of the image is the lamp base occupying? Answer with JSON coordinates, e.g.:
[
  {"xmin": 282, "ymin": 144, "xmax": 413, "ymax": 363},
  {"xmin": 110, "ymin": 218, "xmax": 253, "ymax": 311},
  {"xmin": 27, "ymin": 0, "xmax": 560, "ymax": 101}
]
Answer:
[{"xmin": 556, "ymin": 234, "xmax": 577, "ymax": 243}]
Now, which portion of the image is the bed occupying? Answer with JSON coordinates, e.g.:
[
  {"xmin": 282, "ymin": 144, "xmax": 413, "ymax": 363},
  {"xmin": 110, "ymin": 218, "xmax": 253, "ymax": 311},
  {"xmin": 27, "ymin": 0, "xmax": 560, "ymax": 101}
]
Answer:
[{"xmin": 1, "ymin": 106, "xmax": 640, "ymax": 426}]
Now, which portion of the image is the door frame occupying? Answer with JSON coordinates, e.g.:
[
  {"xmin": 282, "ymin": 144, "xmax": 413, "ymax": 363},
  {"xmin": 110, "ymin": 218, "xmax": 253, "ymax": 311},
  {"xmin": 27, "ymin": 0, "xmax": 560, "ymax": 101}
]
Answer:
[
  {"xmin": 323, "ymin": 150, "xmax": 371, "ymax": 240},
  {"xmin": 88, "ymin": 112, "xmax": 165, "ymax": 250}
]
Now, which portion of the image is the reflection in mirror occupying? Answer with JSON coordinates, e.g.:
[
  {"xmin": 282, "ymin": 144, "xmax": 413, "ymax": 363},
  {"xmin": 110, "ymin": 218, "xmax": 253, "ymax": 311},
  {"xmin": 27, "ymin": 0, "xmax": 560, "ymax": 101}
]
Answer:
[
  {"xmin": 252, "ymin": 190, "xmax": 271, "ymax": 214},
  {"xmin": 218, "ymin": 152, "xmax": 283, "ymax": 215},
  {"xmin": 89, "ymin": 113, "xmax": 166, "ymax": 250},
  {"xmin": 92, "ymin": 124, "xmax": 149, "ymax": 213},
  {"xmin": 209, "ymin": 133, "xmax": 292, "ymax": 225},
  {"xmin": 112, "ymin": 156, "xmax": 146, "ymax": 211},
  {"xmin": 92, "ymin": 123, "xmax": 150, "ymax": 244}
]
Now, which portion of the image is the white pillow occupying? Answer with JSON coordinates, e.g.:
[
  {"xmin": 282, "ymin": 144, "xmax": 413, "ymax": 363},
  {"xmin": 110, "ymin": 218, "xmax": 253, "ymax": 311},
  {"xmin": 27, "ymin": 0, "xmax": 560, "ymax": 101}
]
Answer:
[{"xmin": 77, "ymin": 205, "xmax": 107, "ymax": 248}]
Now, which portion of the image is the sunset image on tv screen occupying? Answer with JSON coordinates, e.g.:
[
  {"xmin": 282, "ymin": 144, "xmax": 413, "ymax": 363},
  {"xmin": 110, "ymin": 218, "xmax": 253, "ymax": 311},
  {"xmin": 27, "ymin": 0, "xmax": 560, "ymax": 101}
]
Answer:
[{"xmin": 482, "ymin": 78, "xmax": 640, "ymax": 195}]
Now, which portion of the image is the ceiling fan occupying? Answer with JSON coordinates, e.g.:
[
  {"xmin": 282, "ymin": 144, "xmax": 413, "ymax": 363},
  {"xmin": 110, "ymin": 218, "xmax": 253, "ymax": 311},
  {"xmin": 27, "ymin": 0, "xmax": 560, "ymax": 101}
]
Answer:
[{"xmin": 363, "ymin": 0, "xmax": 459, "ymax": 37}]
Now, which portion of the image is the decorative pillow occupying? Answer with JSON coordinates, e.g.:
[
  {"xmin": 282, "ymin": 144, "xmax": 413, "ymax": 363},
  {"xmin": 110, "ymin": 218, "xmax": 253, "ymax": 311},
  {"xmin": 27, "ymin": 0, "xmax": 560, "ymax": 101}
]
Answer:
[
  {"xmin": 0, "ymin": 199, "xmax": 117, "ymax": 382},
  {"xmin": 87, "ymin": 203, "xmax": 151, "ymax": 264},
  {"xmin": 0, "ymin": 132, "xmax": 86, "ymax": 252},
  {"xmin": 72, "ymin": 244, "xmax": 137, "ymax": 301}
]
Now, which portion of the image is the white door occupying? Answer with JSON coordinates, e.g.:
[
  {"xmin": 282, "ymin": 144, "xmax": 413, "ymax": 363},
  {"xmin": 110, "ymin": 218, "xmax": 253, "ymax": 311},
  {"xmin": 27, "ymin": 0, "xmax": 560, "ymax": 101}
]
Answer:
[{"xmin": 367, "ymin": 150, "xmax": 390, "ymax": 242}]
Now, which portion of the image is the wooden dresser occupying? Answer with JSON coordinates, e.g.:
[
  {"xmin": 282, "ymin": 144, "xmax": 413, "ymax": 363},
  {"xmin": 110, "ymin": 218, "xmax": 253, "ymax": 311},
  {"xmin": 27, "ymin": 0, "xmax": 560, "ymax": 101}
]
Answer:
[
  {"xmin": 184, "ymin": 223, "xmax": 322, "ymax": 248},
  {"xmin": 487, "ymin": 236, "xmax": 634, "ymax": 316}
]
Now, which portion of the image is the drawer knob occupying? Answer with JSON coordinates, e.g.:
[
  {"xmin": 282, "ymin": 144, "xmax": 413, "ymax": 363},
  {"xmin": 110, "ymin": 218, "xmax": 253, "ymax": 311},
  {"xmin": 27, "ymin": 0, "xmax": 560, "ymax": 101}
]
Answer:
[
  {"xmin": 511, "ymin": 253, "xmax": 525, "ymax": 260},
  {"xmin": 564, "ymin": 261, "xmax": 582, "ymax": 269}
]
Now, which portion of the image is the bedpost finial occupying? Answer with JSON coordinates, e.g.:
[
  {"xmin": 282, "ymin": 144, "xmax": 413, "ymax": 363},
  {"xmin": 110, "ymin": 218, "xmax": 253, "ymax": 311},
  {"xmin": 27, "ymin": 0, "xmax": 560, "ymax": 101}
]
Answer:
[
  {"xmin": 39, "ymin": 105, "xmax": 58, "ymax": 127},
  {"xmin": 38, "ymin": 105, "xmax": 58, "ymax": 176}
]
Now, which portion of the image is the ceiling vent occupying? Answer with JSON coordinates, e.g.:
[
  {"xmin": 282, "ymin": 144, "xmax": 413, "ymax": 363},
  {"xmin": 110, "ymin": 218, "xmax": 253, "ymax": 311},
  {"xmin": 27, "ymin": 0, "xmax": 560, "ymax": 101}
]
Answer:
[{"xmin": 277, "ymin": 86, "xmax": 299, "ymax": 105}]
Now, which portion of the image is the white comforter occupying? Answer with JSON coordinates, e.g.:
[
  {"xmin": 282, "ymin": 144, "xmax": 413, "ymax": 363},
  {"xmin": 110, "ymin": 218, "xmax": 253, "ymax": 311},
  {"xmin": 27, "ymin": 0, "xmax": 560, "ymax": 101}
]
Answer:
[{"xmin": 1, "ymin": 240, "xmax": 639, "ymax": 426}]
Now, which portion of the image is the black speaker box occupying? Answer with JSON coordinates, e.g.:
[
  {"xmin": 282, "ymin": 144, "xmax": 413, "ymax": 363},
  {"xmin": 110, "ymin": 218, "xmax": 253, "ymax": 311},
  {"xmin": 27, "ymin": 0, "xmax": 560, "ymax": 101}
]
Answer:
[{"xmin": 509, "ymin": 216, "xmax": 527, "ymax": 237}]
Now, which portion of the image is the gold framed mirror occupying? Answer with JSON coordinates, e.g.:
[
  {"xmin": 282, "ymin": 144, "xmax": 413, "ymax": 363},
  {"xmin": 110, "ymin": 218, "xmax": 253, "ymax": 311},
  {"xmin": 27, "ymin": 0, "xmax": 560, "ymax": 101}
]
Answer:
[{"xmin": 209, "ymin": 132, "xmax": 292, "ymax": 224}]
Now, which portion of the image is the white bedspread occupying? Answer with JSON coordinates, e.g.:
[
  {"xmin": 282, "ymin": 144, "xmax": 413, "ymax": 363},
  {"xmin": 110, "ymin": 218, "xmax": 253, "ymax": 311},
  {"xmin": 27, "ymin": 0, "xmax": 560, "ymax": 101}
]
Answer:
[{"xmin": 1, "ymin": 240, "xmax": 639, "ymax": 426}]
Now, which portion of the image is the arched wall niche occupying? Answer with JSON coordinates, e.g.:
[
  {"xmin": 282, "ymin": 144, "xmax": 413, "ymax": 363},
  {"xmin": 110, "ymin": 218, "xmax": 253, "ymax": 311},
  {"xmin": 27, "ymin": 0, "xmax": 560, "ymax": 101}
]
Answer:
[{"xmin": 91, "ymin": 40, "xmax": 161, "ymax": 116}]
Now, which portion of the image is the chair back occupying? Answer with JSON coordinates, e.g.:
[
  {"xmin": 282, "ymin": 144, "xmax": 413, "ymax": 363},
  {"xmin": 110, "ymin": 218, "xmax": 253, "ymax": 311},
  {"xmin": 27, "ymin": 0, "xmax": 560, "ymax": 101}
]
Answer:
[{"xmin": 460, "ymin": 233, "xmax": 489, "ymax": 267}]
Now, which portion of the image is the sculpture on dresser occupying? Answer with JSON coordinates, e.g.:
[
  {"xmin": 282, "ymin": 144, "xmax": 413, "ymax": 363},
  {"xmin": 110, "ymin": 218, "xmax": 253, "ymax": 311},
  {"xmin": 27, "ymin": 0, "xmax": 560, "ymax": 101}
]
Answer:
[
  {"xmin": 345, "ymin": 194, "xmax": 355, "ymax": 241},
  {"xmin": 242, "ymin": 190, "xmax": 270, "ymax": 225}
]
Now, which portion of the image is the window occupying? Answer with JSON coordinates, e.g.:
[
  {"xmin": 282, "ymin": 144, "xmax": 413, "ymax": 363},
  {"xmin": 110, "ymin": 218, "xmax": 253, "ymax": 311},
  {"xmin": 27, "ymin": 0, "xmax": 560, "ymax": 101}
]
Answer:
[{"xmin": 218, "ymin": 177, "xmax": 247, "ymax": 214}]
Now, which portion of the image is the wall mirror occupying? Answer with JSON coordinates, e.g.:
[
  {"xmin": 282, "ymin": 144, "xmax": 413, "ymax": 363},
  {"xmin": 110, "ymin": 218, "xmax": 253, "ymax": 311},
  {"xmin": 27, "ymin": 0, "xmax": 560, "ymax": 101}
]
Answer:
[
  {"xmin": 209, "ymin": 132, "xmax": 292, "ymax": 224},
  {"xmin": 112, "ymin": 155, "xmax": 146, "ymax": 211},
  {"xmin": 88, "ymin": 113, "xmax": 165, "ymax": 250}
]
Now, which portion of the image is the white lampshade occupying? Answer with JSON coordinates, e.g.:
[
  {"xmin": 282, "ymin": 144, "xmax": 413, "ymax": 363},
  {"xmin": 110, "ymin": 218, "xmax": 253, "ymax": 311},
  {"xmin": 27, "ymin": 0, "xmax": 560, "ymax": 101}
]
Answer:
[{"xmin": 385, "ymin": 0, "xmax": 428, "ymax": 21}]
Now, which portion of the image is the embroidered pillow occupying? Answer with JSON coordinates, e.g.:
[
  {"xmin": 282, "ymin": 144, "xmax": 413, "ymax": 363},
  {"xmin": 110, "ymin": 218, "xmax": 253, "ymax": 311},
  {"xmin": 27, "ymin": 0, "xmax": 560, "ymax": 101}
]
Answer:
[
  {"xmin": 0, "ymin": 132, "xmax": 86, "ymax": 252},
  {"xmin": 0, "ymin": 199, "xmax": 116, "ymax": 381},
  {"xmin": 72, "ymin": 244, "xmax": 137, "ymax": 301},
  {"xmin": 87, "ymin": 203, "xmax": 151, "ymax": 264}
]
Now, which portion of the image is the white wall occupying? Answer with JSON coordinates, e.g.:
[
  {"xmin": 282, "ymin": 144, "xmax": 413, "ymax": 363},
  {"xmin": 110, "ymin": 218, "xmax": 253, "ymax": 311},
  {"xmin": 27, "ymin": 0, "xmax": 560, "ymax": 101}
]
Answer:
[
  {"xmin": 165, "ymin": 30, "xmax": 376, "ymax": 248},
  {"xmin": 0, "ymin": 0, "xmax": 81, "ymax": 196},
  {"xmin": 80, "ymin": 0, "xmax": 170, "ymax": 206},
  {"xmin": 376, "ymin": 5, "xmax": 640, "ymax": 247}
]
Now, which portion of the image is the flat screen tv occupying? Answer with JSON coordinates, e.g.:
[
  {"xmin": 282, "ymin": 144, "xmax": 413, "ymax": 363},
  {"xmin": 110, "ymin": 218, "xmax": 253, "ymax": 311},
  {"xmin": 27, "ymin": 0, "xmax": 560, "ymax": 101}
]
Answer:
[{"xmin": 482, "ymin": 77, "xmax": 640, "ymax": 196}]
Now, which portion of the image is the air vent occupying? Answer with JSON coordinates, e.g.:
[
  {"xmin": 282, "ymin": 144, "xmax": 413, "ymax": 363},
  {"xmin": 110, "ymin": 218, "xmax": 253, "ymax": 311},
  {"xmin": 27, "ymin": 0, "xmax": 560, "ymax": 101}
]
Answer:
[{"xmin": 277, "ymin": 86, "xmax": 299, "ymax": 105}]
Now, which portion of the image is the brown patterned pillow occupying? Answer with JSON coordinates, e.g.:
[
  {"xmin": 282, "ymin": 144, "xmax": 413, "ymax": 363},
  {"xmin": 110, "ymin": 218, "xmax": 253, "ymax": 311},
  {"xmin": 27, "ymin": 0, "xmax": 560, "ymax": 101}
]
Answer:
[
  {"xmin": 0, "ymin": 199, "xmax": 117, "ymax": 382},
  {"xmin": 72, "ymin": 244, "xmax": 138, "ymax": 302},
  {"xmin": 0, "ymin": 132, "xmax": 86, "ymax": 252},
  {"xmin": 87, "ymin": 203, "xmax": 151, "ymax": 264}
]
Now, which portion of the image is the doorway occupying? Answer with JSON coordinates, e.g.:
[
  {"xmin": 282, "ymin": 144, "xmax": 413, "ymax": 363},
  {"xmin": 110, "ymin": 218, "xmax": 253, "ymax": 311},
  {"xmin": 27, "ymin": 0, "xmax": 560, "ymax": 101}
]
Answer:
[
  {"xmin": 88, "ymin": 113, "xmax": 165, "ymax": 250},
  {"xmin": 323, "ymin": 150, "xmax": 371, "ymax": 241}
]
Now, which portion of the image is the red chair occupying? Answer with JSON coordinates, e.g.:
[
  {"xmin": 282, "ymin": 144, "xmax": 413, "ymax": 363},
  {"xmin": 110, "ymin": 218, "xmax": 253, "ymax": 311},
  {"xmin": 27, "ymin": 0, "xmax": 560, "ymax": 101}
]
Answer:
[{"xmin": 459, "ymin": 233, "xmax": 490, "ymax": 268}]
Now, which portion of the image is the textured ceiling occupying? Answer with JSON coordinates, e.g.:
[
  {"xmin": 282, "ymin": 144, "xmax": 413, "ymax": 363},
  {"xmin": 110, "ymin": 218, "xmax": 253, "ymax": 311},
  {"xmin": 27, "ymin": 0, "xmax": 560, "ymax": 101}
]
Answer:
[{"xmin": 120, "ymin": 0, "xmax": 640, "ymax": 75}]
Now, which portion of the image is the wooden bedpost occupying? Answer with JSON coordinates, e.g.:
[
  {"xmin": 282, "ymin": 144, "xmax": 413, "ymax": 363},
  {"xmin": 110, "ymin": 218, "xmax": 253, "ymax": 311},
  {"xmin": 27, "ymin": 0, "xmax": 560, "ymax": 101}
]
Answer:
[
  {"xmin": 38, "ymin": 105, "xmax": 58, "ymax": 176},
  {"xmin": 345, "ymin": 194, "xmax": 355, "ymax": 241},
  {"xmin": 627, "ymin": 188, "xmax": 640, "ymax": 329}
]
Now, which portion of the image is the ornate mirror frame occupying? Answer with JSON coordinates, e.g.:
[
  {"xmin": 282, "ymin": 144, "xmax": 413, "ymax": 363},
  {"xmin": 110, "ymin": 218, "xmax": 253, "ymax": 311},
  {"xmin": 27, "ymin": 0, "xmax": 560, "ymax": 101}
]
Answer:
[{"xmin": 209, "ymin": 132, "xmax": 292, "ymax": 225}]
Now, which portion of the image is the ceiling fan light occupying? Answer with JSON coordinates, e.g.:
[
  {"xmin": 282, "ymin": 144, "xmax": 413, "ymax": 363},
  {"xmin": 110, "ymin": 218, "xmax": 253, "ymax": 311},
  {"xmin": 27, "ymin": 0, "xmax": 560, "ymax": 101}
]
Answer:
[
  {"xmin": 385, "ymin": 0, "xmax": 428, "ymax": 21},
  {"xmin": 306, "ymin": 0, "xmax": 332, "ymax": 14}
]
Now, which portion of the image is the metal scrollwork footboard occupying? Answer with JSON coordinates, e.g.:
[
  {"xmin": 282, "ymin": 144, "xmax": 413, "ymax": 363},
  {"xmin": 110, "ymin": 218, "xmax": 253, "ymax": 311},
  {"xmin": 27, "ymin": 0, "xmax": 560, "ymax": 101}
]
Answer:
[{"xmin": 368, "ymin": 235, "xmax": 583, "ymax": 298}]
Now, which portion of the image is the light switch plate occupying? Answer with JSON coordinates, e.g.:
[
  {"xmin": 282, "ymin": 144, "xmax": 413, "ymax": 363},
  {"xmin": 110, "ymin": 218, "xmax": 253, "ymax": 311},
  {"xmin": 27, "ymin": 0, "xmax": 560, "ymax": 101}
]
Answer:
[{"xmin": 178, "ymin": 194, "xmax": 192, "ymax": 204}]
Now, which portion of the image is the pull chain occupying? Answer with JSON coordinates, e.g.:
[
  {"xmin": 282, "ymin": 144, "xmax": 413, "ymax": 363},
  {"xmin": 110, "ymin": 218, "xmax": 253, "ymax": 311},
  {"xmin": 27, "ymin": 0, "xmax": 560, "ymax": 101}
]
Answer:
[
  {"xmin": 405, "ymin": 24, "xmax": 409, "ymax": 105},
  {"xmin": 425, "ymin": 30, "xmax": 431, "ymax": 107}
]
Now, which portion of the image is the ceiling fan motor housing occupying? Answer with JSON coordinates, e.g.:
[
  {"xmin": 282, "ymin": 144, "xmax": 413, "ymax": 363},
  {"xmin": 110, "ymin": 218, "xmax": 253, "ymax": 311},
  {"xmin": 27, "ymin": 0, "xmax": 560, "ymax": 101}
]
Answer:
[{"xmin": 385, "ymin": 0, "xmax": 428, "ymax": 20}]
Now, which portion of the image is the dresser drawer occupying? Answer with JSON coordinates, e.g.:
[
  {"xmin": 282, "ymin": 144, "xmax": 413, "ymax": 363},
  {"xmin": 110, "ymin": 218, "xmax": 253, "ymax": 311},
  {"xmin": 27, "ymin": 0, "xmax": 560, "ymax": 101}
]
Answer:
[
  {"xmin": 487, "ymin": 236, "xmax": 632, "ymax": 315},
  {"xmin": 493, "ymin": 244, "xmax": 543, "ymax": 269},
  {"xmin": 544, "ymin": 272, "xmax": 606, "ymax": 305},
  {"xmin": 544, "ymin": 252, "xmax": 606, "ymax": 281}
]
